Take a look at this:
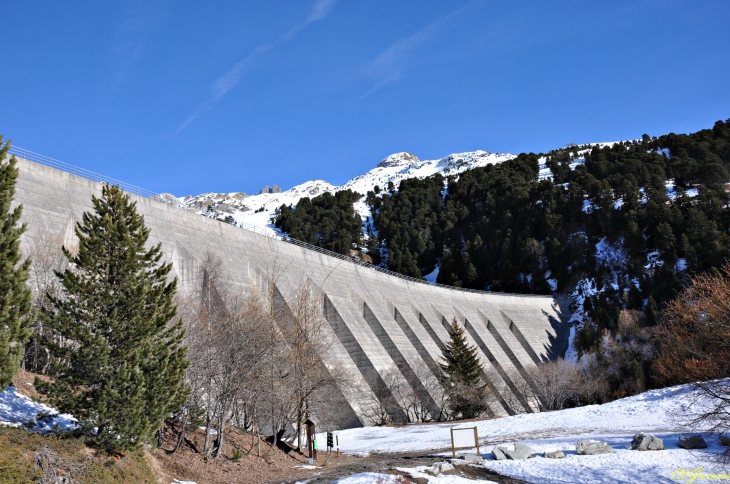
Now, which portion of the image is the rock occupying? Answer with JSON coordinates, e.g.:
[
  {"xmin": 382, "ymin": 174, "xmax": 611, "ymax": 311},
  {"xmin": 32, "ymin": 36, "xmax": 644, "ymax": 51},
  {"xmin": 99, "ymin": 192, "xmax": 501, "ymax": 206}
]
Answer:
[
  {"xmin": 505, "ymin": 443, "xmax": 533, "ymax": 460},
  {"xmin": 576, "ymin": 440, "xmax": 615, "ymax": 455},
  {"xmin": 427, "ymin": 462, "xmax": 454, "ymax": 475},
  {"xmin": 492, "ymin": 447, "xmax": 508, "ymax": 460},
  {"xmin": 631, "ymin": 433, "xmax": 664, "ymax": 451},
  {"xmin": 451, "ymin": 458, "xmax": 468, "ymax": 466},
  {"xmin": 678, "ymin": 435, "xmax": 708, "ymax": 449},
  {"xmin": 493, "ymin": 443, "xmax": 533, "ymax": 460},
  {"xmin": 720, "ymin": 435, "xmax": 730, "ymax": 447},
  {"xmin": 544, "ymin": 450, "xmax": 565, "ymax": 459},
  {"xmin": 459, "ymin": 454, "xmax": 485, "ymax": 463}
]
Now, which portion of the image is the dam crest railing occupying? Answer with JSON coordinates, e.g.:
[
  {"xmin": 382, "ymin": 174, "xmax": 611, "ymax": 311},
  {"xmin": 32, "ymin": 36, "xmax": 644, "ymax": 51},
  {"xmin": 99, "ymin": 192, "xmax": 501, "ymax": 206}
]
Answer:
[{"xmin": 8, "ymin": 145, "xmax": 553, "ymax": 298}]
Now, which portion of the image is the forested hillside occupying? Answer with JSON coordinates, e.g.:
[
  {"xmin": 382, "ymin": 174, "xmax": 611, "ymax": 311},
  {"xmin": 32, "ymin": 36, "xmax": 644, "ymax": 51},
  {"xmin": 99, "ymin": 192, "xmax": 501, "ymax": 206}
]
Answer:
[
  {"xmin": 274, "ymin": 189, "xmax": 363, "ymax": 254},
  {"xmin": 275, "ymin": 119, "xmax": 730, "ymax": 360}
]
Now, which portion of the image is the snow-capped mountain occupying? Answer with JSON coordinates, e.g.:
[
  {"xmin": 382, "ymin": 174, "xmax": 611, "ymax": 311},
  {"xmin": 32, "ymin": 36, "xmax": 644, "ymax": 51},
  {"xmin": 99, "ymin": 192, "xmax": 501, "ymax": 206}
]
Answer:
[{"xmin": 156, "ymin": 150, "xmax": 516, "ymax": 237}]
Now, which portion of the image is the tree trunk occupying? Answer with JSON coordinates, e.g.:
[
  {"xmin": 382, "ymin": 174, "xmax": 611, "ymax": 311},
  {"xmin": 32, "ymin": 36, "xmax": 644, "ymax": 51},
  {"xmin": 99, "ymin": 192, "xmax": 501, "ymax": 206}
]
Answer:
[
  {"xmin": 296, "ymin": 407, "xmax": 302, "ymax": 452},
  {"xmin": 174, "ymin": 410, "xmax": 188, "ymax": 453},
  {"xmin": 157, "ymin": 423, "xmax": 165, "ymax": 448},
  {"xmin": 203, "ymin": 415, "xmax": 212, "ymax": 456},
  {"xmin": 213, "ymin": 417, "xmax": 227, "ymax": 460}
]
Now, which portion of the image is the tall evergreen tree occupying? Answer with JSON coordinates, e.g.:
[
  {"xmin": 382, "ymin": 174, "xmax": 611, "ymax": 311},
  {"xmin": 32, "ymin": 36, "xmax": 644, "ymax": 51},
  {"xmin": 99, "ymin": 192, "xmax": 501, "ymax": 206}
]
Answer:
[
  {"xmin": 0, "ymin": 138, "xmax": 34, "ymax": 387},
  {"xmin": 37, "ymin": 184, "xmax": 189, "ymax": 453},
  {"xmin": 439, "ymin": 317, "xmax": 487, "ymax": 419}
]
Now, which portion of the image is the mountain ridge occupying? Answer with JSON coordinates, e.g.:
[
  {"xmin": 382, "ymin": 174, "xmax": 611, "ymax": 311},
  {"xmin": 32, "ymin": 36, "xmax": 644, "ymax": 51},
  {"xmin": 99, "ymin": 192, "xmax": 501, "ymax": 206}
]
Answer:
[{"xmin": 155, "ymin": 149, "xmax": 517, "ymax": 236}]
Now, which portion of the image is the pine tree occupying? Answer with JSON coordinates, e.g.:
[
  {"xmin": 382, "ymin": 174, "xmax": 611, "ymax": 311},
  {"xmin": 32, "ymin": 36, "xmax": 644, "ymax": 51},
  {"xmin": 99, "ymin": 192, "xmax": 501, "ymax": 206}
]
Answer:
[
  {"xmin": 0, "ymin": 138, "xmax": 34, "ymax": 388},
  {"xmin": 37, "ymin": 184, "xmax": 189, "ymax": 453},
  {"xmin": 439, "ymin": 317, "xmax": 487, "ymax": 419}
]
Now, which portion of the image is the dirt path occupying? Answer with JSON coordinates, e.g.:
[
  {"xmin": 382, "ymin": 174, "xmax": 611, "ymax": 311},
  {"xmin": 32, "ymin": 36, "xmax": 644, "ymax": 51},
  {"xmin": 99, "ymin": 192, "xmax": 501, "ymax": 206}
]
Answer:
[{"xmin": 279, "ymin": 448, "xmax": 528, "ymax": 483}]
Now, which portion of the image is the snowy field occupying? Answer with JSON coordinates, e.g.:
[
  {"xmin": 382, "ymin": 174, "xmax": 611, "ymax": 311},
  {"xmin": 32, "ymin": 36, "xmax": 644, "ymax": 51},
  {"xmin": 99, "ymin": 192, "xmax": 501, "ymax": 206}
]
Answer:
[{"xmin": 328, "ymin": 383, "xmax": 727, "ymax": 484}]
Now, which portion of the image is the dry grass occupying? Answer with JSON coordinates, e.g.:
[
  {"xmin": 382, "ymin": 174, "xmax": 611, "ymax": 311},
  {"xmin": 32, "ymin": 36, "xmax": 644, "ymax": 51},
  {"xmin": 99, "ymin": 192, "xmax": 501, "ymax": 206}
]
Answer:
[
  {"xmin": 0, "ymin": 426, "xmax": 156, "ymax": 484},
  {"xmin": 153, "ymin": 423, "xmax": 360, "ymax": 484},
  {"xmin": 11, "ymin": 368, "xmax": 50, "ymax": 401}
]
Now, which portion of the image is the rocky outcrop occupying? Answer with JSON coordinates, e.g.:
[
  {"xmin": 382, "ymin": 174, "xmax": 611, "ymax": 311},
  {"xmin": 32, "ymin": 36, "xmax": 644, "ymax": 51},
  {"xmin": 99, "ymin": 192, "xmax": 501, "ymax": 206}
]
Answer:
[
  {"xmin": 631, "ymin": 433, "xmax": 664, "ymax": 451},
  {"xmin": 576, "ymin": 440, "xmax": 614, "ymax": 455},
  {"xmin": 259, "ymin": 185, "xmax": 282, "ymax": 194}
]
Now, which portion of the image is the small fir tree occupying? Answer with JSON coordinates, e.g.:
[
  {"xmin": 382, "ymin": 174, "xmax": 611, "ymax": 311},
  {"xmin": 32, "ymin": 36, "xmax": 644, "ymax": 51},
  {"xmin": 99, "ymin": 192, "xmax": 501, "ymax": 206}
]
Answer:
[
  {"xmin": 38, "ymin": 184, "xmax": 189, "ymax": 452},
  {"xmin": 439, "ymin": 317, "xmax": 487, "ymax": 419},
  {"xmin": 0, "ymin": 138, "xmax": 34, "ymax": 387}
]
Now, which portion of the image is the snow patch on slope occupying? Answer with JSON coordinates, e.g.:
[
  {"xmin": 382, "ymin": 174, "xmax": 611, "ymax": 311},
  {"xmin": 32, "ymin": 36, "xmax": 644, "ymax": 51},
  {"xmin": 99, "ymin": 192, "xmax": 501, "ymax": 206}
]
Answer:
[{"xmin": 0, "ymin": 386, "xmax": 77, "ymax": 432}]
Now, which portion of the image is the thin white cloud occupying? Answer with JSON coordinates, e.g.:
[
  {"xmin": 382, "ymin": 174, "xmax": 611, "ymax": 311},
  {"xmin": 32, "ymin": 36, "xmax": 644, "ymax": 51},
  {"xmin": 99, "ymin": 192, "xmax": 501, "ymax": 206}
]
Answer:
[
  {"xmin": 110, "ymin": 0, "xmax": 162, "ymax": 88},
  {"xmin": 176, "ymin": 0, "xmax": 337, "ymax": 133},
  {"xmin": 363, "ymin": 3, "xmax": 475, "ymax": 97}
]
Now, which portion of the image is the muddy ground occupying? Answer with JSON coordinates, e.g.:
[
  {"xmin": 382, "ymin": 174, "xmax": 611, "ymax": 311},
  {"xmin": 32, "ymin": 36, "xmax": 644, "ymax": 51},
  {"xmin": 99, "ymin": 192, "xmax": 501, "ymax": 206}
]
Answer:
[{"xmin": 279, "ymin": 448, "xmax": 528, "ymax": 483}]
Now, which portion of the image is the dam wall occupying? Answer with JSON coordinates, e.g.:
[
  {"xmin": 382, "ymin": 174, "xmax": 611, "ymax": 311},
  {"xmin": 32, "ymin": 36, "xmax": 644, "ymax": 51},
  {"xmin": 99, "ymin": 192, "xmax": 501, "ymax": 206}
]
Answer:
[{"xmin": 12, "ymin": 156, "xmax": 572, "ymax": 428}]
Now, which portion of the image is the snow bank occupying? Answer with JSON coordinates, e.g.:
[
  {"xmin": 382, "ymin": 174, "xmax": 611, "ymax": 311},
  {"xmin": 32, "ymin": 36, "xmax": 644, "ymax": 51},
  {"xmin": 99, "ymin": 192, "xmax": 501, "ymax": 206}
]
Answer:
[{"xmin": 0, "ymin": 385, "xmax": 77, "ymax": 432}]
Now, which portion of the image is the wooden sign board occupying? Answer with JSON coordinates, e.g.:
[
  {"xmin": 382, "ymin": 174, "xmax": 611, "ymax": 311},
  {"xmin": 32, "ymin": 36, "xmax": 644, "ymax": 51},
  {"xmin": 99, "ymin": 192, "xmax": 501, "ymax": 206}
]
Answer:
[{"xmin": 450, "ymin": 427, "xmax": 480, "ymax": 458}]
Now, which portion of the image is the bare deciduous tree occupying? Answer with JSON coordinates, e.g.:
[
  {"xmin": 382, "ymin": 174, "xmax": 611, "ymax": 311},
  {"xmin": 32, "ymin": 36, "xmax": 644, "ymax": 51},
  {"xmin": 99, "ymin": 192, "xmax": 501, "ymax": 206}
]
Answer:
[
  {"xmin": 21, "ymin": 232, "xmax": 73, "ymax": 374},
  {"xmin": 176, "ymin": 256, "xmax": 345, "ymax": 459},
  {"xmin": 525, "ymin": 358, "xmax": 585, "ymax": 411},
  {"xmin": 653, "ymin": 263, "xmax": 730, "ymax": 464}
]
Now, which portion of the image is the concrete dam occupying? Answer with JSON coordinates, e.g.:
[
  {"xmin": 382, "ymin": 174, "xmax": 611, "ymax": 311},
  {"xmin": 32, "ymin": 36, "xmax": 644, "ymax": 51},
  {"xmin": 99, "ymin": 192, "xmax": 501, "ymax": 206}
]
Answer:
[{"xmin": 12, "ymin": 155, "xmax": 572, "ymax": 428}]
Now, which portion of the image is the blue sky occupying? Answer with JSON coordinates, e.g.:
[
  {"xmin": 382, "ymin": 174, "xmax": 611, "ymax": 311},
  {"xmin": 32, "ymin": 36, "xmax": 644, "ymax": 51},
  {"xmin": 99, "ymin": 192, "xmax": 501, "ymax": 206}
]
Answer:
[{"xmin": 1, "ymin": 1, "xmax": 729, "ymax": 196}]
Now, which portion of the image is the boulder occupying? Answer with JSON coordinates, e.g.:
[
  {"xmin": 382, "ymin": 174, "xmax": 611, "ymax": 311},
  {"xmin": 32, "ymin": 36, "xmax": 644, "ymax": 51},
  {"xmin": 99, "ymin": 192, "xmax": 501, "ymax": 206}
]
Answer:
[
  {"xmin": 544, "ymin": 450, "xmax": 565, "ymax": 459},
  {"xmin": 576, "ymin": 440, "xmax": 615, "ymax": 455},
  {"xmin": 492, "ymin": 447, "xmax": 508, "ymax": 460},
  {"xmin": 720, "ymin": 435, "xmax": 730, "ymax": 447},
  {"xmin": 678, "ymin": 435, "xmax": 707, "ymax": 449},
  {"xmin": 506, "ymin": 443, "xmax": 533, "ymax": 460},
  {"xmin": 493, "ymin": 443, "xmax": 533, "ymax": 460},
  {"xmin": 631, "ymin": 433, "xmax": 664, "ymax": 451},
  {"xmin": 426, "ymin": 462, "xmax": 454, "ymax": 475},
  {"xmin": 459, "ymin": 454, "xmax": 485, "ymax": 464}
]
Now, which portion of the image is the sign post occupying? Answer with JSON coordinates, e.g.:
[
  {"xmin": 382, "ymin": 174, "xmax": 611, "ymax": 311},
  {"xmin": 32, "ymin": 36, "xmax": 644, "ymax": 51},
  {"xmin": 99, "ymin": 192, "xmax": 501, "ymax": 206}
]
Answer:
[
  {"xmin": 305, "ymin": 418, "xmax": 317, "ymax": 463},
  {"xmin": 450, "ymin": 426, "xmax": 481, "ymax": 458}
]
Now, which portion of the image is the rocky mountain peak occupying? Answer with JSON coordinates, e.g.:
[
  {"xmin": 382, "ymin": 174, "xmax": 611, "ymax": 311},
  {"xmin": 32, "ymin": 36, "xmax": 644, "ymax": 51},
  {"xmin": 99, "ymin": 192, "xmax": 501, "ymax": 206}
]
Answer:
[
  {"xmin": 259, "ymin": 185, "xmax": 282, "ymax": 194},
  {"xmin": 377, "ymin": 152, "xmax": 420, "ymax": 168}
]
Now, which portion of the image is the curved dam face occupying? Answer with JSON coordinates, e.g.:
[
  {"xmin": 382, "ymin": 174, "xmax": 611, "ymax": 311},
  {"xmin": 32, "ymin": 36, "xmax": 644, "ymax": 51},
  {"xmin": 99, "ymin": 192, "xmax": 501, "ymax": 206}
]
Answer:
[{"xmin": 13, "ymin": 157, "xmax": 572, "ymax": 428}]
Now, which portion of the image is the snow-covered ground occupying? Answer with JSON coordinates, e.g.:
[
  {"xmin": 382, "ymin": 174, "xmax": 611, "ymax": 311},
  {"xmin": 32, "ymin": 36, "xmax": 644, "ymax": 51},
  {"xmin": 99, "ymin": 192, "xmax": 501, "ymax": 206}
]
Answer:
[
  {"xmin": 332, "ymin": 472, "xmax": 497, "ymax": 483},
  {"xmin": 0, "ymin": 385, "xmax": 77, "ymax": 432},
  {"xmin": 158, "ymin": 150, "xmax": 515, "ymax": 238},
  {"xmin": 327, "ymin": 382, "xmax": 726, "ymax": 483}
]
